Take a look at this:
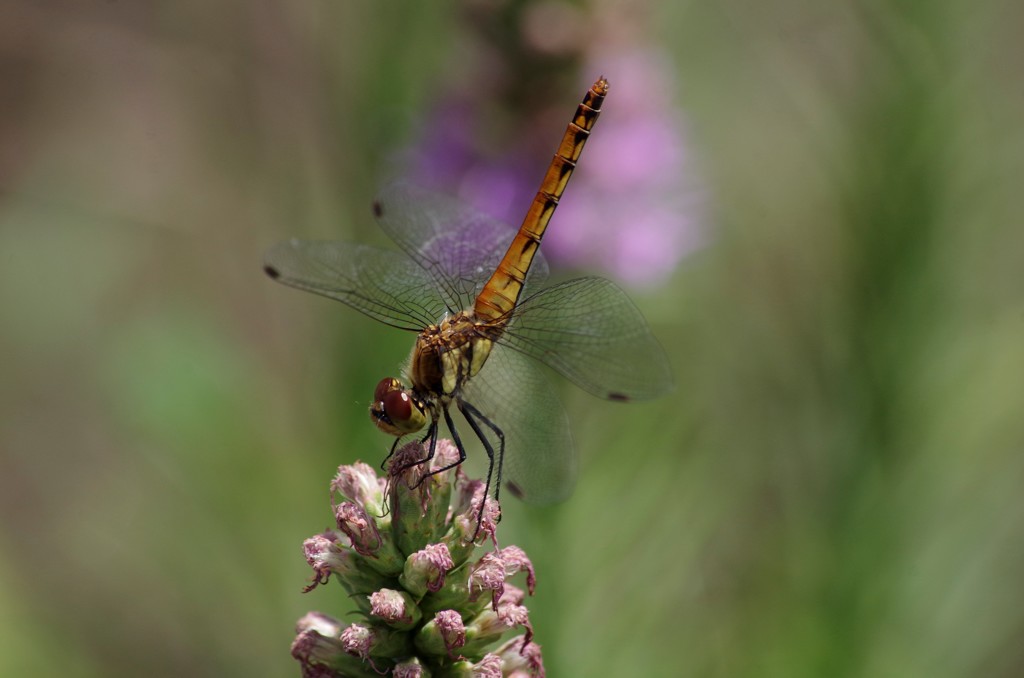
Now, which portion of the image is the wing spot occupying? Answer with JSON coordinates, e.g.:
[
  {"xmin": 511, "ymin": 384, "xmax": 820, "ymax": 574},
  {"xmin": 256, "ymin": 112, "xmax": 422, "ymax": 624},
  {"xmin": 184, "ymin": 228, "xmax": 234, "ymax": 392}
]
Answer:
[
  {"xmin": 372, "ymin": 200, "xmax": 384, "ymax": 218},
  {"xmin": 506, "ymin": 480, "xmax": 525, "ymax": 499},
  {"xmin": 263, "ymin": 265, "xmax": 281, "ymax": 280},
  {"xmin": 608, "ymin": 392, "xmax": 630, "ymax": 402}
]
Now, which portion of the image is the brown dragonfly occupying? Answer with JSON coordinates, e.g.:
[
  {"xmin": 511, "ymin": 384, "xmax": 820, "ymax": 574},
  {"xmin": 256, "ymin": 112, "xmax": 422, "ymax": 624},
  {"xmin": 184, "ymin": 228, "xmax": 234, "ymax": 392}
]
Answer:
[{"xmin": 265, "ymin": 78, "xmax": 673, "ymax": 516}]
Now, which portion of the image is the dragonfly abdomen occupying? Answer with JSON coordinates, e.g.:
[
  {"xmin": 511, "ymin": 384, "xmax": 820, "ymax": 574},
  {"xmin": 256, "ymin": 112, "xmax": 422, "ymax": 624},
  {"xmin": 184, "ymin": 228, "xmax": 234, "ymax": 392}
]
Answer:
[{"xmin": 473, "ymin": 77, "xmax": 609, "ymax": 323}]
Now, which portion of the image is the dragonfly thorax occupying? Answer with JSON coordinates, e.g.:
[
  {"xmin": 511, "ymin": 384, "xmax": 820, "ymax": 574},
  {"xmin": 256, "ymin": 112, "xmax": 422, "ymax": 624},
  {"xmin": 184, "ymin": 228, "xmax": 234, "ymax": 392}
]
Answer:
[
  {"xmin": 409, "ymin": 310, "xmax": 495, "ymax": 399},
  {"xmin": 368, "ymin": 311, "xmax": 497, "ymax": 439}
]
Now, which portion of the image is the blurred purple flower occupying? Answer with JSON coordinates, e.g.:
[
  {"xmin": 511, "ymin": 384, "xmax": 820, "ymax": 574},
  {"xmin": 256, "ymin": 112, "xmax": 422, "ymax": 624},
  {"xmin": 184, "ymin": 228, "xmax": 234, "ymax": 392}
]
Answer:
[{"xmin": 401, "ymin": 49, "xmax": 705, "ymax": 288}]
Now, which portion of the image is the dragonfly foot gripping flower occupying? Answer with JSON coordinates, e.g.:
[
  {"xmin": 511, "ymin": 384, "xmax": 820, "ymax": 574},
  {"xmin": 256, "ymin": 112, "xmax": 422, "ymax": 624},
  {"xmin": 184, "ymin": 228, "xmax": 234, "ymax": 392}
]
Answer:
[{"xmin": 291, "ymin": 440, "xmax": 545, "ymax": 677}]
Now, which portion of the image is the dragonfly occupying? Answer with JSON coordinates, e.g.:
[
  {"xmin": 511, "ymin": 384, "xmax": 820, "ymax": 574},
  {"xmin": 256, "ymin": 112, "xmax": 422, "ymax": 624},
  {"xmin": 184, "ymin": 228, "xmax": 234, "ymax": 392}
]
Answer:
[{"xmin": 264, "ymin": 78, "xmax": 673, "ymax": 521}]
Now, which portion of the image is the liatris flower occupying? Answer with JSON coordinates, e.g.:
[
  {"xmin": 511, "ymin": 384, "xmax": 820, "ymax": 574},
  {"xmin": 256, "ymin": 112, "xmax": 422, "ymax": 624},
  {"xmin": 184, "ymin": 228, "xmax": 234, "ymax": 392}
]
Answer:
[{"xmin": 291, "ymin": 440, "xmax": 545, "ymax": 677}]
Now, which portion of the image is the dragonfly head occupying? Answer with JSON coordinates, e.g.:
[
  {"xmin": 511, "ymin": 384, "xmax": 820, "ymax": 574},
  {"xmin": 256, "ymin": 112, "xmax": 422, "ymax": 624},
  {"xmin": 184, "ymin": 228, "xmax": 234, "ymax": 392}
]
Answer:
[{"xmin": 370, "ymin": 377, "xmax": 428, "ymax": 436}]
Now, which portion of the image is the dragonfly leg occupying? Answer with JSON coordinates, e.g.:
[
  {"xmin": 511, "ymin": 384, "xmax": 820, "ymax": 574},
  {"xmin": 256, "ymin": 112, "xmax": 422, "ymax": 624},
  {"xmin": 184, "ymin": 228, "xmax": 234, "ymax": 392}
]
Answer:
[
  {"xmin": 439, "ymin": 406, "xmax": 495, "ymax": 538},
  {"xmin": 458, "ymin": 400, "xmax": 506, "ymax": 506},
  {"xmin": 408, "ymin": 407, "xmax": 467, "ymax": 487},
  {"xmin": 379, "ymin": 436, "xmax": 404, "ymax": 472},
  {"xmin": 433, "ymin": 407, "xmax": 468, "ymax": 477},
  {"xmin": 397, "ymin": 419, "xmax": 439, "ymax": 486},
  {"xmin": 456, "ymin": 401, "xmax": 506, "ymax": 537}
]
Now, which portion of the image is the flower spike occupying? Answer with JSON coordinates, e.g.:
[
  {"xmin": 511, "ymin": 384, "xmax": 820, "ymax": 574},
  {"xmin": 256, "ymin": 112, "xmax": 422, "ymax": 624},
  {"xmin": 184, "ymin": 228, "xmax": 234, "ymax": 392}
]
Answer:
[{"xmin": 292, "ymin": 441, "xmax": 546, "ymax": 676}]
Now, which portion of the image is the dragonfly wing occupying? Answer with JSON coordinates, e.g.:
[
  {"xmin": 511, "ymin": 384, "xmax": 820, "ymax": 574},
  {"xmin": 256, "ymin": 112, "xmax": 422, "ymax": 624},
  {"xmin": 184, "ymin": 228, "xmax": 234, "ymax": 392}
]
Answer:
[
  {"xmin": 459, "ymin": 343, "xmax": 577, "ymax": 505},
  {"xmin": 264, "ymin": 239, "xmax": 443, "ymax": 331},
  {"xmin": 500, "ymin": 276, "xmax": 675, "ymax": 401},
  {"xmin": 373, "ymin": 182, "xmax": 549, "ymax": 312}
]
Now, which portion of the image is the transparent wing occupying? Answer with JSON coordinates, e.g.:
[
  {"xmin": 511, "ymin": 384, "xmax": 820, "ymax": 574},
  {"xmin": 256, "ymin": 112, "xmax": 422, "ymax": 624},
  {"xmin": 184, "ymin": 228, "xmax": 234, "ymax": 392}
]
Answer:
[
  {"xmin": 458, "ymin": 343, "xmax": 577, "ymax": 505},
  {"xmin": 263, "ymin": 239, "xmax": 444, "ymax": 331},
  {"xmin": 373, "ymin": 182, "xmax": 549, "ymax": 313},
  {"xmin": 499, "ymin": 276, "xmax": 675, "ymax": 401}
]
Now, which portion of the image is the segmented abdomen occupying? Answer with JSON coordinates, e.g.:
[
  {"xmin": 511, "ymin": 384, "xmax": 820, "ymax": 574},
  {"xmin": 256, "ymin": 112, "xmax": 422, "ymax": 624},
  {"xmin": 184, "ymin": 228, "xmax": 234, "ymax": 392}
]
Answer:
[{"xmin": 473, "ymin": 77, "xmax": 609, "ymax": 323}]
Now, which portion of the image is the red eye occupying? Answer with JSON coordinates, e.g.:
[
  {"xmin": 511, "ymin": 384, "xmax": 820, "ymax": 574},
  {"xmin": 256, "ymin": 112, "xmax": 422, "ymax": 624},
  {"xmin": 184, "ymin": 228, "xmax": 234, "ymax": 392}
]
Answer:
[
  {"xmin": 383, "ymin": 390, "xmax": 413, "ymax": 423},
  {"xmin": 374, "ymin": 378, "xmax": 397, "ymax": 404}
]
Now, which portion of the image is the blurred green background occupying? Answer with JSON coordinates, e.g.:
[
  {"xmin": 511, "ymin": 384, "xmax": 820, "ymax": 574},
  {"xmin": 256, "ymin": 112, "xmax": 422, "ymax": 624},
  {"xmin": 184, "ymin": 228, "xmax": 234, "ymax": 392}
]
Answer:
[{"xmin": 2, "ymin": 1, "xmax": 1023, "ymax": 676}]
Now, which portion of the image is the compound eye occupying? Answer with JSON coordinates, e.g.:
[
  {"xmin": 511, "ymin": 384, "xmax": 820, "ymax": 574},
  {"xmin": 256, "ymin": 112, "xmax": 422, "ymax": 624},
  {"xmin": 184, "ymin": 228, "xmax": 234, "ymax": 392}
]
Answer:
[
  {"xmin": 369, "ymin": 379, "xmax": 426, "ymax": 435},
  {"xmin": 374, "ymin": 377, "xmax": 399, "ymax": 404},
  {"xmin": 383, "ymin": 390, "xmax": 413, "ymax": 424}
]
